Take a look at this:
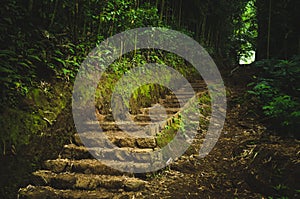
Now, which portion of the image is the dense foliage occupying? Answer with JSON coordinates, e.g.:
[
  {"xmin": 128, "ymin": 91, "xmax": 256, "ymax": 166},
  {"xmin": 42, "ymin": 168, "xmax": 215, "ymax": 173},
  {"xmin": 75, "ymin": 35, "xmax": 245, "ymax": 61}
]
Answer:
[
  {"xmin": 0, "ymin": 0, "xmax": 163, "ymax": 155},
  {"xmin": 0, "ymin": 0, "xmax": 257, "ymax": 155},
  {"xmin": 248, "ymin": 56, "xmax": 300, "ymax": 137}
]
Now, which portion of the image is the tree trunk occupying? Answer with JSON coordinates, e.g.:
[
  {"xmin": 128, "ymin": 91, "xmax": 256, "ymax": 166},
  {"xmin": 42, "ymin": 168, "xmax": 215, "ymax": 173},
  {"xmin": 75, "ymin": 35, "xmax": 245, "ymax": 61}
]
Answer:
[{"xmin": 256, "ymin": 0, "xmax": 300, "ymax": 60}]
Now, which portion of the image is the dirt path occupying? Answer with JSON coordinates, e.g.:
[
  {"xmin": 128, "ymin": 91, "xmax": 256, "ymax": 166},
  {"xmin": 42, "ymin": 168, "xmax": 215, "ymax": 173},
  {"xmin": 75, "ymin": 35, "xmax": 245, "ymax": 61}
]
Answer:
[
  {"xmin": 18, "ymin": 66, "xmax": 300, "ymax": 198},
  {"xmin": 142, "ymin": 68, "xmax": 262, "ymax": 198},
  {"xmin": 142, "ymin": 67, "xmax": 299, "ymax": 198}
]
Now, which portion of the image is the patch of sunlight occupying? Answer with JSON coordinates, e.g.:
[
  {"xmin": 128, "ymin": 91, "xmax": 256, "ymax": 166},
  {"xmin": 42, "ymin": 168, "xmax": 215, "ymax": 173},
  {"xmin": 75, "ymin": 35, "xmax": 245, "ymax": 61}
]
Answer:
[{"xmin": 239, "ymin": 51, "xmax": 256, "ymax": 65}]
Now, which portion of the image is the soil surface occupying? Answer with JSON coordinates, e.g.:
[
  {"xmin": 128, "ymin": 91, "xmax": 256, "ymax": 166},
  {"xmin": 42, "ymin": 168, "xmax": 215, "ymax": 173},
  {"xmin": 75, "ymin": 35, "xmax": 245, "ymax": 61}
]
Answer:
[{"xmin": 140, "ymin": 66, "xmax": 300, "ymax": 198}]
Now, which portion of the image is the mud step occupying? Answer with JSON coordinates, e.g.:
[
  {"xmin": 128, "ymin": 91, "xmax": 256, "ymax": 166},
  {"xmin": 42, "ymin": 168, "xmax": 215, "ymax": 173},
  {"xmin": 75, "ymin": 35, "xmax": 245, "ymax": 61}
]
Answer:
[
  {"xmin": 61, "ymin": 144, "xmax": 159, "ymax": 162},
  {"xmin": 31, "ymin": 170, "xmax": 146, "ymax": 191},
  {"xmin": 18, "ymin": 185, "xmax": 137, "ymax": 199},
  {"xmin": 42, "ymin": 159, "xmax": 152, "ymax": 175},
  {"xmin": 74, "ymin": 131, "xmax": 157, "ymax": 148}
]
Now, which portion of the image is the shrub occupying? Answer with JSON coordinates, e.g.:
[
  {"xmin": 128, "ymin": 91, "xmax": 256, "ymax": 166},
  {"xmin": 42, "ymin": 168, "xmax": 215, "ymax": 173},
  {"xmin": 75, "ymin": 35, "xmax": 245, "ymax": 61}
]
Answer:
[{"xmin": 248, "ymin": 56, "xmax": 300, "ymax": 137}]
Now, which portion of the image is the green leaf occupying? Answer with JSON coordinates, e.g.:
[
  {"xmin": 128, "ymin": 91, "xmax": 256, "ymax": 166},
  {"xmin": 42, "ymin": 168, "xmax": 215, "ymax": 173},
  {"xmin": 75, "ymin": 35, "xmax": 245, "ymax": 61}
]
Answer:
[
  {"xmin": 0, "ymin": 66, "xmax": 14, "ymax": 73},
  {"xmin": 19, "ymin": 62, "xmax": 30, "ymax": 68},
  {"xmin": 62, "ymin": 68, "xmax": 70, "ymax": 75},
  {"xmin": 54, "ymin": 50, "xmax": 64, "ymax": 56},
  {"xmin": 0, "ymin": 50, "xmax": 16, "ymax": 57},
  {"xmin": 28, "ymin": 55, "xmax": 42, "ymax": 62},
  {"xmin": 54, "ymin": 57, "xmax": 66, "ymax": 67},
  {"xmin": 291, "ymin": 111, "xmax": 300, "ymax": 117}
]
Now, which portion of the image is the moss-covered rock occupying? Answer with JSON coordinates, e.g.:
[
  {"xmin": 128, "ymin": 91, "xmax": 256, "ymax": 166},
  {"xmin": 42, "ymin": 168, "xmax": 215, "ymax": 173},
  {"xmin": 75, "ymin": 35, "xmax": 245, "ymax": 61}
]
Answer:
[{"xmin": 0, "ymin": 81, "xmax": 71, "ymax": 155}]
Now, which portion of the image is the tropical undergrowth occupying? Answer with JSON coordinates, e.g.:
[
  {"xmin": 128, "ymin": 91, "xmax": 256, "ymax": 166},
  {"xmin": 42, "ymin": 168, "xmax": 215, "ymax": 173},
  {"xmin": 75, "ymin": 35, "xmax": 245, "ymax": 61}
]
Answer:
[
  {"xmin": 248, "ymin": 56, "xmax": 300, "ymax": 138},
  {"xmin": 94, "ymin": 50, "xmax": 196, "ymax": 115},
  {"xmin": 0, "ymin": 0, "xmax": 198, "ymax": 156}
]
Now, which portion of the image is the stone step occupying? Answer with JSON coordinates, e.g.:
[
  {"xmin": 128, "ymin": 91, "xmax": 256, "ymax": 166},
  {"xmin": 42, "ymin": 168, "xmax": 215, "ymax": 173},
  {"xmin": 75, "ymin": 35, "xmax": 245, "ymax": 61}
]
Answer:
[
  {"xmin": 42, "ymin": 159, "xmax": 152, "ymax": 175},
  {"xmin": 73, "ymin": 133, "xmax": 112, "ymax": 148},
  {"xmin": 186, "ymin": 83, "xmax": 206, "ymax": 88},
  {"xmin": 31, "ymin": 170, "xmax": 146, "ymax": 191},
  {"xmin": 107, "ymin": 130, "xmax": 157, "ymax": 148},
  {"xmin": 166, "ymin": 94, "xmax": 194, "ymax": 100},
  {"xmin": 99, "ymin": 113, "xmax": 177, "ymax": 123},
  {"xmin": 100, "ymin": 121, "xmax": 151, "ymax": 131},
  {"xmin": 170, "ymin": 91, "xmax": 196, "ymax": 95},
  {"xmin": 61, "ymin": 144, "xmax": 159, "ymax": 162},
  {"xmin": 166, "ymin": 90, "xmax": 207, "ymax": 101},
  {"xmin": 74, "ymin": 131, "xmax": 157, "ymax": 148},
  {"xmin": 159, "ymin": 98, "xmax": 189, "ymax": 104},
  {"xmin": 97, "ymin": 114, "xmax": 171, "ymax": 123},
  {"xmin": 141, "ymin": 107, "xmax": 180, "ymax": 115},
  {"xmin": 18, "ymin": 185, "xmax": 136, "ymax": 199},
  {"xmin": 160, "ymin": 102, "xmax": 181, "ymax": 108},
  {"xmin": 190, "ymin": 87, "xmax": 206, "ymax": 92},
  {"xmin": 82, "ymin": 120, "xmax": 156, "ymax": 133},
  {"xmin": 133, "ymin": 114, "xmax": 172, "ymax": 122},
  {"xmin": 61, "ymin": 144, "xmax": 94, "ymax": 159},
  {"xmin": 97, "ymin": 114, "xmax": 161, "ymax": 123}
]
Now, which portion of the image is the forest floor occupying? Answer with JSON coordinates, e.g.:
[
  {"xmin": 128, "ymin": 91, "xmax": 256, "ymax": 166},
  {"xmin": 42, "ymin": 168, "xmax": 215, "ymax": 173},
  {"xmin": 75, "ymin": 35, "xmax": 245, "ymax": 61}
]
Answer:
[
  {"xmin": 139, "ymin": 66, "xmax": 300, "ymax": 198},
  {"xmin": 1, "ymin": 66, "xmax": 299, "ymax": 199}
]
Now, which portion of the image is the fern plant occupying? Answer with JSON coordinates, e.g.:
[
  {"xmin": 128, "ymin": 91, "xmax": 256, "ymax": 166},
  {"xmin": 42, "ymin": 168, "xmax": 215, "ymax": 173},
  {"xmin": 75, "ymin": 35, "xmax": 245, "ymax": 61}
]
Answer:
[{"xmin": 248, "ymin": 56, "xmax": 300, "ymax": 137}]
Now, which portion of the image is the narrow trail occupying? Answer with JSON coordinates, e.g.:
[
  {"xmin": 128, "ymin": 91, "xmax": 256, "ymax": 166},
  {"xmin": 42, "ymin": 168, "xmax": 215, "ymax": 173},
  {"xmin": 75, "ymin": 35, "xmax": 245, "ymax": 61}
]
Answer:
[
  {"xmin": 18, "ymin": 68, "xmax": 300, "ymax": 198},
  {"xmin": 141, "ymin": 71, "xmax": 265, "ymax": 198}
]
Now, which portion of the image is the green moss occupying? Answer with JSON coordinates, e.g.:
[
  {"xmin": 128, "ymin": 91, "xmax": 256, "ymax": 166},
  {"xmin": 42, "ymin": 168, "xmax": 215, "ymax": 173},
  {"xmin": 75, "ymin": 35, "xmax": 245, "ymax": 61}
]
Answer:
[
  {"xmin": 156, "ymin": 93, "xmax": 211, "ymax": 148},
  {"xmin": 0, "ymin": 82, "xmax": 70, "ymax": 155},
  {"xmin": 156, "ymin": 125, "xmax": 179, "ymax": 148}
]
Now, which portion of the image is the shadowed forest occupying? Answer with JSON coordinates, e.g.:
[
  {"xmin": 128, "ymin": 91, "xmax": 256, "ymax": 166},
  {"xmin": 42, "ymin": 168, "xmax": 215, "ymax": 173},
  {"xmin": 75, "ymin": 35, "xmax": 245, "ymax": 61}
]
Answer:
[{"xmin": 0, "ymin": 0, "xmax": 299, "ymax": 198}]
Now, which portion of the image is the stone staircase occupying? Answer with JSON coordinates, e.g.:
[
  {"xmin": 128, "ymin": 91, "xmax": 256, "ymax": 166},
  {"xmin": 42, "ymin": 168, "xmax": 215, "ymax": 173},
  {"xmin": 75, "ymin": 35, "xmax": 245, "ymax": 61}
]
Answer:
[{"xmin": 18, "ymin": 80, "xmax": 207, "ymax": 199}]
